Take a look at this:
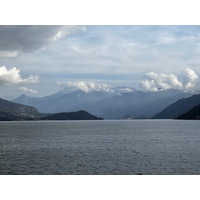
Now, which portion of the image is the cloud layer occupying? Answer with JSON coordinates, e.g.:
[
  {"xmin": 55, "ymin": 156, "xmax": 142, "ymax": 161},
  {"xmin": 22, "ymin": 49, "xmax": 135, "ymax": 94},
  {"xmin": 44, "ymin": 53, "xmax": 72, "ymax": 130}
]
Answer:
[
  {"xmin": 0, "ymin": 25, "xmax": 86, "ymax": 58},
  {"xmin": 1, "ymin": 26, "xmax": 200, "ymax": 98},
  {"xmin": 57, "ymin": 80, "xmax": 136, "ymax": 95},
  {"xmin": 0, "ymin": 66, "xmax": 39, "ymax": 85},
  {"xmin": 19, "ymin": 86, "xmax": 37, "ymax": 94},
  {"xmin": 57, "ymin": 81, "xmax": 112, "ymax": 93},
  {"xmin": 141, "ymin": 68, "xmax": 199, "ymax": 92}
]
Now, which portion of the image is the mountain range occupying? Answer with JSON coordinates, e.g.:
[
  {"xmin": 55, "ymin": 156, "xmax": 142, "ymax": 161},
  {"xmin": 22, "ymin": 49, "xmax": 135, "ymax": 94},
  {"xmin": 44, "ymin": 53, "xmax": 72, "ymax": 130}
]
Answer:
[
  {"xmin": 12, "ymin": 88, "xmax": 193, "ymax": 119},
  {"xmin": 0, "ymin": 98, "xmax": 102, "ymax": 121},
  {"xmin": 1, "ymin": 85, "xmax": 200, "ymax": 120}
]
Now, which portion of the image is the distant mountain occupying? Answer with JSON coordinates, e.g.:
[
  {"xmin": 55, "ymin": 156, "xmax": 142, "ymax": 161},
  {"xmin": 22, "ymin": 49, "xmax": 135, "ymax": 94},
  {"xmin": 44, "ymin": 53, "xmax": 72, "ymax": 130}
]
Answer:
[
  {"xmin": 13, "ymin": 89, "xmax": 113, "ymax": 113},
  {"xmin": 13, "ymin": 88, "xmax": 193, "ymax": 119},
  {"xmin": 42, "ymin": 110, "xmax": 103, "ymax": 120},
  {"xmin": 153, "ymin": 94, "xmax": 200, "ymax": 119},
  {"xmin": 0, "ymin": 97, "xmax": 103, "ymax": 121},
  {"xmin": 13, "ymin": 94, "xmax": 32, "ymax": 105},
  {"xmin": 176, "ymin": 104, "xmax": 200, "ymax": 120},
  {"xmin": 0, "ymin": 98, "xmax": 42, "ymax": 121},
  {"xmin": 72, "ymin": 90, "xmax": 192, "ymax": 119}
]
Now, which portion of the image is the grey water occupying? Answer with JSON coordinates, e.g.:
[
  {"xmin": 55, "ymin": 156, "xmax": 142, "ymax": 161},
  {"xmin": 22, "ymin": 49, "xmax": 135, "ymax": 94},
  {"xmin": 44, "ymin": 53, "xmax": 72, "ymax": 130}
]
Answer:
[{"xmin": 0, "ymin": 120, "xmax": 200, "ymax": 175}]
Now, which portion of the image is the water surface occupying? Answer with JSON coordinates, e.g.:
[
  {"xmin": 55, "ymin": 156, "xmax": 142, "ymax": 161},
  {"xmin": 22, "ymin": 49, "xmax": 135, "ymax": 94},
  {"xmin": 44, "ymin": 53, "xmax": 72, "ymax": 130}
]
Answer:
[{"xmin": 0, "ymin": 120, "xmax": 200, "ymax": 175}]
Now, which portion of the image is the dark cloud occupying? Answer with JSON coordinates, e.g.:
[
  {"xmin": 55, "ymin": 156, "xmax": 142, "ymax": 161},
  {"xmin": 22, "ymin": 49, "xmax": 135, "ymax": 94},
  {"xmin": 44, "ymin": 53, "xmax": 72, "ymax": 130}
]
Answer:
[{"xmin": 0, "ymin": 25, "xmax": 86, "ymax": 55}]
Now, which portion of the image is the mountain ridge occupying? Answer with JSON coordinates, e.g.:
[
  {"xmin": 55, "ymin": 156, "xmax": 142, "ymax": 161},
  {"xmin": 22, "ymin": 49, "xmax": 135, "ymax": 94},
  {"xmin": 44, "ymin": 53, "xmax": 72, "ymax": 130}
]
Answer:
[
  {"xmin": 12, "ymin": 88, "xmax": 193, "ymax": 119},
  {"xmin": 176, "ymin": 104, "xmax": 200, "ymax": 120},
  {"xmin": 0, "ymin": 97, "xmax": 103, "ymax": 121},
  {"xmin": 0, "ymin": 97, "xmax": 42, "ymax": 120},
  {"xmin": 41, "ymin": 110, "xmax": 103, "ymax": 120},
  {"xmin": 152, "ymin": 94, "xmax": 200, "ymax": 119}
]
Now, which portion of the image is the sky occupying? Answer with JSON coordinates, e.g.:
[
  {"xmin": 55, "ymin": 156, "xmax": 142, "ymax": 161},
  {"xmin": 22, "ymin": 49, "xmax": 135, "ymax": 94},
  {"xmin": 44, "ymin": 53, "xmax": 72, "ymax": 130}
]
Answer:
[{"xmin": 1, "ymin": 25, "xmax": 200, "ymax": 99}]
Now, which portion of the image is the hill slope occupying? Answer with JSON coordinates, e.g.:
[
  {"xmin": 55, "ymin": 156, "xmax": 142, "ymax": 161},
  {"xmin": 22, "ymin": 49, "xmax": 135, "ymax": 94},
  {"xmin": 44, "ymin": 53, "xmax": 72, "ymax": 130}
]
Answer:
[
  {"xmin": 0, "ymin": 98, "xmax": 42, "ymax": 120},
  {"xmin": 0, "ymin": 97, "xmax": 103, "ymax": 121},
  {"xmin": 153, "ymin": 94, "xmax": 200, "ymax": 119},
  {"xmin": 177, "ymin": 104, "xmax": 200, "ymax": 120}
]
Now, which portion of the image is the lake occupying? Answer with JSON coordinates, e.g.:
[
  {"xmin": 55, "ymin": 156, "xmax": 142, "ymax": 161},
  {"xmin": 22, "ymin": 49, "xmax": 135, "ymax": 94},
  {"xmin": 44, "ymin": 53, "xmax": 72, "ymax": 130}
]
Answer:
[{"xmin": 0, "ymin": 120, "xmax": 200, "ymax": 175}]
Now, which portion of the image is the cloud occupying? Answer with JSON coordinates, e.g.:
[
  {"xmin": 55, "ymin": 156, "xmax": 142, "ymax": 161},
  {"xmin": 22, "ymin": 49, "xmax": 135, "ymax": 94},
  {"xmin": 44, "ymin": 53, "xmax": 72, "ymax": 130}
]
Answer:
[
  {"xmin": 113, "ymin": 86, "xmax": 135, "ymax": 93},
  {"xmin": 141, "ymin": 68, "xmax": 199, "ymax": 92},
  {"xmin": 141, "ymin": 72, "xmax": 183, "ymax": 92},
  {"xmin": 53, "ymin": 26, "xmax": 86, "ymax": 41},
  {"xmin": 0, "ymin": 66, "xmax": 39, "ymax": 85},
  {"xmin": 57, "ymin": 81, "xmax": 136, "ymax": 94},
  {"xmin": 0, "ymin": 25, "xmax": 86, "ymax": 58},
  {"xmin": 155, "ymin": 30, "xmax": 200, "ymax": 45},
  {"xmin": 19, "ymin": 86, "xmax": 37, "ymax": 94},
  {"xmin": 183, "ymin": 67, "xmax": 199, "ymax": 89},
  {"xmin": 0, "ymin": 51, "xmax": 18, "ymax": 58},
  {"xmin": 57, "ymin": 81, "xmax": 112, "ymax": 93},
  {"xmin": 7, "ymin": 25, "xmax": 200, "ymax": 80},
  {"xmin": 156, "ymin": 33, "xmax": 177, "ymax": 45}
]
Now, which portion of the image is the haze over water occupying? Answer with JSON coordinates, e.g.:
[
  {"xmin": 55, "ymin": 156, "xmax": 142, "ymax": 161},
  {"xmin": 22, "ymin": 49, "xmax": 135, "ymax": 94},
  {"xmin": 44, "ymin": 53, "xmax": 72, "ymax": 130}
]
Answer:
[{"xmin": 0, "ymin": 120, "xmax": 200, "ymax": 175}]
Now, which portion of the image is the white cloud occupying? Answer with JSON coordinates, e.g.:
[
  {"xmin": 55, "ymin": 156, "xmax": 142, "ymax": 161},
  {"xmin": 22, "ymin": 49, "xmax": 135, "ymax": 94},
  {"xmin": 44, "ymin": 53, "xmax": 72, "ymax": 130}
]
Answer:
[
  {"xmin": 156, "ymin": 34, "xmax": 177, "ymax": 45},
  {"xmin": 57, "ymin": 81, "xmax": 112, "ymax": 93},
  {"xmin": 183, "ymin": 67, "xmax": 198, "ymax": 89},
  {"xmin": 52, "ymin": 26, "xmax": 87, "ymax": 41},
  {"xmin": 113, "ymin": 87, "xmax": 134, "ymax": 93},
  {"xmin": 0, "ymin": 51, "xmax": 18, "ymax": 58},
  {"xmin": 141, "ymin": 68, "xmax": 199, "ymax": 92},
  {"xmin": 0, "ymin": 66, "xmax": 39, "ymax": 85},
  {"xmin": 21, "ymin": 75, "xmax": 39, "ymax": 84},
  {"xmin": 156, "ymin": 32, "xmax": 200, "ymax": 45},
  {"xmin": 141, "ymin": 72, "xmax": 183, "ymax": 92},
  {"xmin": 57, "ymin": 81, "xmax": 136, "ymax": 94},
  {"xmin": 19, "ymin": 86, "xmax": 37, "ymax": 94}
]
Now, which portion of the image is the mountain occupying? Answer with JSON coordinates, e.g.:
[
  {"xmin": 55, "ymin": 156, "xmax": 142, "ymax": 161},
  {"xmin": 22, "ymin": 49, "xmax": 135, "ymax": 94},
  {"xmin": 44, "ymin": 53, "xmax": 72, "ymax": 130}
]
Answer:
[
  {"xmin": 41, "ymin": 110, "xmax": 103, "ymax": 120},
  {"xmin": 0, "ymin": 97, "xmax": 103, "ymax": 121},
  {"xmin": 13, "ymin": 88, "xmax": 193, "ymax": 119},
  {"xmin": 0, "ymin": 98, "xmax": 42, "ymax": 121},
  {"xmin": 13, "ymin": 94, "xmax": 32, "ymax": 105},
  {"xmin": 176, "ymin": 104, "xmax": 200, "ymax": 120},
  {"xmin": 72, "ymin": 90, "xmax": 192, "ymax": 119},
  {"xmin": 13, "ymin": 90, "xmax": 113, "ymax": 113},
  {"xmin": 153, "ymin": 94, "xmax": 200, "ymax": 119}
]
